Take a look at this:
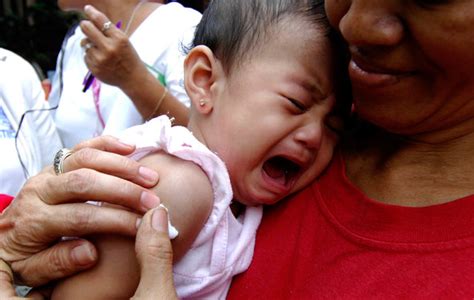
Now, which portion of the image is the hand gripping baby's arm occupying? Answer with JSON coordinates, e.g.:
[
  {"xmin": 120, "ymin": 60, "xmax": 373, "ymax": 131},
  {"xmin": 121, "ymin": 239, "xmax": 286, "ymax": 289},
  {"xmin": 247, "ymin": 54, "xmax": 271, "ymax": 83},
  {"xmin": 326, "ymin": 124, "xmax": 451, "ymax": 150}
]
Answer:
[{"xmin": 50, "ymin": 151, "xmax": 214, "ymax": 299}]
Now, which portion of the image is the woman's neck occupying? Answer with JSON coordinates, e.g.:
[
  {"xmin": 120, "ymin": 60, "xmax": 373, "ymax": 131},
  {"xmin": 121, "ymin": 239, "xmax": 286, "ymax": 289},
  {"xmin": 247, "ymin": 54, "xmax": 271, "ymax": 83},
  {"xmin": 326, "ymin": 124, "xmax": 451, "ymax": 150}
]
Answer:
[{"xmin": 343, "ymin": 120, "xmax": 474, "ymax": 207}]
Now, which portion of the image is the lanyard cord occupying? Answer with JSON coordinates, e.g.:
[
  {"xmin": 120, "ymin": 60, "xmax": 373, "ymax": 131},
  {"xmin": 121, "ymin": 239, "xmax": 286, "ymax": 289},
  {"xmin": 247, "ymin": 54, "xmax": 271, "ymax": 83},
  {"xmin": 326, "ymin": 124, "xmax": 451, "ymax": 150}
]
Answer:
[
  {"xmin": 91, "ymin": 0, "xmax": 147, "ymax": 131},
  {"xmin": 15, "ymin": 23, "xmax": 77, "ymax": 179},
  {"xmin": 91, "ymin": 79, "xmax": 105, "ymax": 129},
  {"xmin": 58, "ymin": 23, "xmax": 79, "ymax": 99},
  {"xmin": 15, "ymin": 105, "xmax": 59, "ymax": 179}
]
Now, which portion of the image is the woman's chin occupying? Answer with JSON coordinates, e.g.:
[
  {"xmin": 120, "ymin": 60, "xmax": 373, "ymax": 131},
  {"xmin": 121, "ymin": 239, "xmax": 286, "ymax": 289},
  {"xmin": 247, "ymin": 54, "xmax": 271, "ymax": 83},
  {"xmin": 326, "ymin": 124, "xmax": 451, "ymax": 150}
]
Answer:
[{"xmin": 353, "ymin": 98, "xmax": 436, "ymax": 135}]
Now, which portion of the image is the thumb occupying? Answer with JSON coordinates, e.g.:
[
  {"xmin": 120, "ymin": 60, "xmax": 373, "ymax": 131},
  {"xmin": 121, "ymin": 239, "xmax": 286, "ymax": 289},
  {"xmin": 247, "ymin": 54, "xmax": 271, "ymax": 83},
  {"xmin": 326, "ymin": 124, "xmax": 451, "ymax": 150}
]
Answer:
[{"xmin": 132, "ymin": 206, "xmax": 178, "ymax": 300}]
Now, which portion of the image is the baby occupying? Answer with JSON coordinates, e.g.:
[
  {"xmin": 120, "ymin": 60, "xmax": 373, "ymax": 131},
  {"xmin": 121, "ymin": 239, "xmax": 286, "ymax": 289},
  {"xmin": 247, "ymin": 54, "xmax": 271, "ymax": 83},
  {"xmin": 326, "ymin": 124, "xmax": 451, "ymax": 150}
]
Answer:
[{"xmin": 51, "ymin": 0, "xmax": 350, "ymax": 298}]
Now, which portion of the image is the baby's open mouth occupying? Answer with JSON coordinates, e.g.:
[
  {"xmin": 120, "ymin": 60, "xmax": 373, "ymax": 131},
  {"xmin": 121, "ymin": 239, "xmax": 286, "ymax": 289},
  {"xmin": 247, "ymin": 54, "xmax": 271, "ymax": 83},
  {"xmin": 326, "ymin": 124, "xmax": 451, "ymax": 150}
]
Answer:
[{"xmin": 262, "ymin": 156, "xmax": 301, "ymax": 186}]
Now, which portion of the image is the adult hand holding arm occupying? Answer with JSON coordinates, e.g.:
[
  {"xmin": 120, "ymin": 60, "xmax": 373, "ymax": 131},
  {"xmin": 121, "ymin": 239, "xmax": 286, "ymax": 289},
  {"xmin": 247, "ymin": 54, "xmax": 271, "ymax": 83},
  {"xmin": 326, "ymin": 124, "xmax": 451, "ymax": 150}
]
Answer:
[
  {"xmin": 0, "ymin": 136, "xmax": 160, "ymax": 288},
  {"xmin": 80, "ymin": 5, "xmax": 189, "ymax": 125},
  {"xmin": 0, "ymin": 206, "xmax": 178, "ymax": 300},
  {"xmin": 132, "ymin": 206, "xmax": 178, "ymax": 300}
]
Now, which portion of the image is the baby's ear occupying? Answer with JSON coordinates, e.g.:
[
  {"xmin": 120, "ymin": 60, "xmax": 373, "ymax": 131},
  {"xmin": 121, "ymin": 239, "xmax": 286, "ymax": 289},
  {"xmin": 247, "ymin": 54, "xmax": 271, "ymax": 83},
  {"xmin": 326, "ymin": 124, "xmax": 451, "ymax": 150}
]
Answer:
[{"xmin": 184, "ymin": 45, "xmax": 222, "ymax": 114}]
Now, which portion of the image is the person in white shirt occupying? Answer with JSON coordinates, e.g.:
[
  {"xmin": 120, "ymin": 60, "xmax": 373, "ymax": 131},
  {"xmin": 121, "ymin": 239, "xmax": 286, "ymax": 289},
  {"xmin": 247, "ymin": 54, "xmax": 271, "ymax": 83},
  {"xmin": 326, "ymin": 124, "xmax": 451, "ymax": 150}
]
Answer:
[
  {"xmin": 0, "ymin": 48, "xmax": 62, "ymax": 196},
  {"xmin": 49, "ymin": 1, "xmax": 201, "ymax": 147}
]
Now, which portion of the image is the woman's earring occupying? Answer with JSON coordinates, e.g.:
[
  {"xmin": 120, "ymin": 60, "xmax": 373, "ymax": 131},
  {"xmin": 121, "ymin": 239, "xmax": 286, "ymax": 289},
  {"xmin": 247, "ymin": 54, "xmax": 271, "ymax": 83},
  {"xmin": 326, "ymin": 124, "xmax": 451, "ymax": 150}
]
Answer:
[{"xmin": 199, "ymin": 99, "xmax": 207, "ymax": 107}]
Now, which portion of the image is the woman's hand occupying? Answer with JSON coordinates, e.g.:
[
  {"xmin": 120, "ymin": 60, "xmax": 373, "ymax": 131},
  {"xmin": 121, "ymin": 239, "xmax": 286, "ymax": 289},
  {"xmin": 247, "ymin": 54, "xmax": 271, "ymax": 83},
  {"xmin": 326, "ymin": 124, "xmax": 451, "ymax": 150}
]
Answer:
[
  {"xmin": 132, "ymin": 206, "xmax": 178, "ymax": 300},
  {"xmin": 79, "ymin": 4, "xmax": 190, "ymax": 125},
  {"xmin": 80, "ymin": 5, "xmax": 148, "ymax": 92},
  {"xmin": 0, "ymin": 136, "xmax": 160, "ymax": 287},
  {"xmin": 0, "ymin": 206, "xmax": 178, "ymax": 299}
]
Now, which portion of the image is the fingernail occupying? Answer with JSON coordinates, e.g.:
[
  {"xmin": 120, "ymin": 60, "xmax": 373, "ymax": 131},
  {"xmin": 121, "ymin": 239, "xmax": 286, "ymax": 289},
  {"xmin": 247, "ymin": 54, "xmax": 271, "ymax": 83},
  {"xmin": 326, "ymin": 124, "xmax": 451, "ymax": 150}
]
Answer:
[
  {"xmin": 152, "ymin": 206, "xmax": 168, "ymax": 232},
  {"xmin": 71, "ymin": 244, "xmax": 96, "ymax": 266},
  {"xmin": 139, "ymin": 166, "xmax": 159, "ymax": 183},
  {"xmin": 84, "ymin": 4, "xmax": 91, "ymax": 12},
  {"xmin": 140, "ymin": 191, "xmax": 160, "ymax": 210},
  {"xmin": 159, "ymin": 203, "xmax": 168, "ymax": 212},
  {"xmin": 136, "ymin": 217, "xmax": 142, "ymax": 229}
]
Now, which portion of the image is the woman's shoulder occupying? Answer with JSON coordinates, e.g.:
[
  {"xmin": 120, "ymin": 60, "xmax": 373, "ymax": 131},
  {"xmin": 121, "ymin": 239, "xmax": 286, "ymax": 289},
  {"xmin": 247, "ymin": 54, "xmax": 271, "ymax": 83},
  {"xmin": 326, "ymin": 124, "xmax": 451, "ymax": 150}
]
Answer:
[
  {"xmin": 0, "ymin": 48, "xmax": 40, "ymax": 83},
  {"xmin": 131, "ymin": 3, "xmax": 200, "ymax": 62},
  {"xmin": 141, "ymin": 2, "xmax": 201, "ymax": 34},
  {"xmin": 158, "ymin": 3, "xmax": 202, "ymax": 23}
]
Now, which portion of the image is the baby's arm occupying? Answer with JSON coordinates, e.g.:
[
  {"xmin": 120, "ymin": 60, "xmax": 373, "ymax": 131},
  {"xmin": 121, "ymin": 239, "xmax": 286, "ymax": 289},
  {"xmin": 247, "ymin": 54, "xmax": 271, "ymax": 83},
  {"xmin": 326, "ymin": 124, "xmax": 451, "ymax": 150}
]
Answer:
[{"xmin": 51, "ymin": 151, "xmax": 214, "ymax": 299}]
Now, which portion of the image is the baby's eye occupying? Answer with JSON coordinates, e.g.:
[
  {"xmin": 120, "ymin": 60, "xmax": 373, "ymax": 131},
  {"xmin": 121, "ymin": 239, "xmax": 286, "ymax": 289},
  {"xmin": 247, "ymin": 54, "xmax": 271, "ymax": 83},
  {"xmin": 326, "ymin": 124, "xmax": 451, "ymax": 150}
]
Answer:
[
  {"xmin": 325, "ymin": 114, "xmax": 345, "ymax": 134},
  {"xmin": 413, "ymin": 0, "xmax": 449, "ymax": 8},
  {"xmin": 287, "ymin": 98, "xmax": 307, "ymax": 112}
]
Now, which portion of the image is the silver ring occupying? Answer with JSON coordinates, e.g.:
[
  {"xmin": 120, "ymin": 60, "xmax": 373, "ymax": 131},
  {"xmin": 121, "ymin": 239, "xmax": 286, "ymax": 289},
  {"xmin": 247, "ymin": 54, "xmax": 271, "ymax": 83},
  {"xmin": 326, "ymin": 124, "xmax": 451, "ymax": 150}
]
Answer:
[
  {"xmin": 101, "ymin": 21, "xmax": 112, "ymax": 33},
  {"xmin": 84, "ymin": 43, "xmax": 93, "ymax": 51},
  {"xmin": 53, "ymin": 148, "xmax": 74, "ymax": 175}
]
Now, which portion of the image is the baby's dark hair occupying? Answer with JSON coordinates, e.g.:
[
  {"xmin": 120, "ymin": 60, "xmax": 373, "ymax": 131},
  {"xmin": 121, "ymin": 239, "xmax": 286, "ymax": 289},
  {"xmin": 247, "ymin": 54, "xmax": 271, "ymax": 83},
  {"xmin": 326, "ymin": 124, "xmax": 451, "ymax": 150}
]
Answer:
[
  {"xmin": 193, "ymin": 0, "xmax": 335, "ymax": 72},
  {"xmin": 191, "ymin": 0, "xmax": 352, "ymax": 123}
]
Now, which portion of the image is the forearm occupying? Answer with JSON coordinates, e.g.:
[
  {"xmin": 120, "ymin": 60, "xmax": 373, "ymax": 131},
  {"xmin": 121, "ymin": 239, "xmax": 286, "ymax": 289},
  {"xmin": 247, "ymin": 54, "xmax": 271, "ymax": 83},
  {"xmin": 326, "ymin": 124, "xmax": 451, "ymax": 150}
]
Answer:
[{"xmin": 120, "ymin": 68, "xmax": 190, "ymax": 126}]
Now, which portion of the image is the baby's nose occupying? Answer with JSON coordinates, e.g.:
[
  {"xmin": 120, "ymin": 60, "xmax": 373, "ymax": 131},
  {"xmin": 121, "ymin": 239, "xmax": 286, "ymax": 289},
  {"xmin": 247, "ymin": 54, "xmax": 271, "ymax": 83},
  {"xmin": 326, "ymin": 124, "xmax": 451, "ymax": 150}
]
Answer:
[{"xmin": 293, "ymin": 122, "xmax": 322, "ymax": 150}]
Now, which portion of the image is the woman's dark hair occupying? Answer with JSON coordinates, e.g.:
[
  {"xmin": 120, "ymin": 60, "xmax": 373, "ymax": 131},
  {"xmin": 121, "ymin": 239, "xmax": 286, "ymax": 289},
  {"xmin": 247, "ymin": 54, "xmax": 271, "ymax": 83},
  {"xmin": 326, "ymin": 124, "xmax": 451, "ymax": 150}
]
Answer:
[{"xmin": 191, "ymin": 0, "xmax": 352, "ymax": 123}]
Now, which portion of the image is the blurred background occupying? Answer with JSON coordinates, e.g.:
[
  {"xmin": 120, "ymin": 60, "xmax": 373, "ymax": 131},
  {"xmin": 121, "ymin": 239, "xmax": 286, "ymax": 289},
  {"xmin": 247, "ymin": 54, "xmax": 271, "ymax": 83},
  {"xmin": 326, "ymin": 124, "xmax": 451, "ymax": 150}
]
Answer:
[
  {"xmin": 1, "ymin": 0, "xmax": 79, "ymax": 79},
  {"xmin": 0, "ymin": 0, "xmax": 208, "ymax": 80}
]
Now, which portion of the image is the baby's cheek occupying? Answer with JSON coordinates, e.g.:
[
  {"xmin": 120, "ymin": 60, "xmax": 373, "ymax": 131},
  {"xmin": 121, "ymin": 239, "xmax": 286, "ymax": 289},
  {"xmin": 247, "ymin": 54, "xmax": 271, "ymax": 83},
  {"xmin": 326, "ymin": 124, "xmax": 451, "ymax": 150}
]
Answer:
[{"xmin": 302, "ymin": 138, "xmax": 337, "ymax": 187}]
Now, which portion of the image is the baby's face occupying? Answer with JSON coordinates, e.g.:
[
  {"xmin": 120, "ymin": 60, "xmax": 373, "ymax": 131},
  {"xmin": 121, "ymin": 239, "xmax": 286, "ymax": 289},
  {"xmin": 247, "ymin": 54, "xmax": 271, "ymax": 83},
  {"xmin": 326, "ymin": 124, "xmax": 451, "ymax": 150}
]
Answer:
[{"xmin": 202, "ymin": 22, "xmax": 342, "ymax": 206}]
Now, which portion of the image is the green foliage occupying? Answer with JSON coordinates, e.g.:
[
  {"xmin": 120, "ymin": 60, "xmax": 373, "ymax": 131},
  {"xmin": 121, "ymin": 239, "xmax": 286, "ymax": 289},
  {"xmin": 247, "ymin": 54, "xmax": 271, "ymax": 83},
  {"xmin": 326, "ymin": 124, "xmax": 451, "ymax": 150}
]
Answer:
[{"xmin": 0, "ymin": 0, "xmax": 80, "ymax": 76}]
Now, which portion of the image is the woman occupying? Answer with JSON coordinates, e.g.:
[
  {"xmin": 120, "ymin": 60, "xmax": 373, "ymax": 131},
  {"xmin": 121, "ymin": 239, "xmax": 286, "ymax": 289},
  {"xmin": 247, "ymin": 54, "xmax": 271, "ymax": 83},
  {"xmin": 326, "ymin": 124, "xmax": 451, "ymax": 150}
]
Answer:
[
  {"xmin": 228, "ymin": 0, "xmax": 474, "ymax": 297},
  {"xmin": 1, "ymin": 0, "xmax": 473, "ymax": 297},
  {"xmin": 49, "ymin": 0, "xmax": 201, "ymax": 147}
]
